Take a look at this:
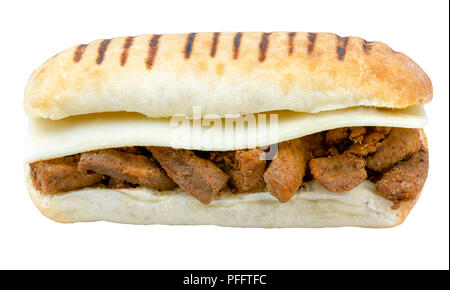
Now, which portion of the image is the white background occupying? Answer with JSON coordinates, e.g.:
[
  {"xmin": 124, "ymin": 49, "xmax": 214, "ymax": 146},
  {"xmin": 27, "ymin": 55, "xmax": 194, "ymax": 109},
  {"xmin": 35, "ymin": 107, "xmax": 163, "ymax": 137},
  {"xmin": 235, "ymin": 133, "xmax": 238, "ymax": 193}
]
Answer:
[{"xmin": 0, "ymin": 0, "xmax": 448, "ymax": 270}]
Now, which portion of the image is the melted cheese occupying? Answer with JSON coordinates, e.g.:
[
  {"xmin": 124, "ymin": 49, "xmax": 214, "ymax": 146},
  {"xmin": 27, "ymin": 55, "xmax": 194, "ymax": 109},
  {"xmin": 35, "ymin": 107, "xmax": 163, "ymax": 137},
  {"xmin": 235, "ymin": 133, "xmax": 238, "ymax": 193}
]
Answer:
[{"xmin": 25, "ymin": 106, "xmax": 427, "ymax": 162}]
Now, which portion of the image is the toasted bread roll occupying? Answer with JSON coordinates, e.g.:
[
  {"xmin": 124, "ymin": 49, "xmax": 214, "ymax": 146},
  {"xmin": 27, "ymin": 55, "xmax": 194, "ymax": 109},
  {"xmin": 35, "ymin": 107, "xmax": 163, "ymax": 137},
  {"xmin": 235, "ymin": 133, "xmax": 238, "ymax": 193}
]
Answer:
[
  {"xmin": 24, "ymin": 32, "xmax": 432, "ymax": 120},
  {"xmin": 24, "ymin": 32, "xmax": 432, "ymax": 228}
]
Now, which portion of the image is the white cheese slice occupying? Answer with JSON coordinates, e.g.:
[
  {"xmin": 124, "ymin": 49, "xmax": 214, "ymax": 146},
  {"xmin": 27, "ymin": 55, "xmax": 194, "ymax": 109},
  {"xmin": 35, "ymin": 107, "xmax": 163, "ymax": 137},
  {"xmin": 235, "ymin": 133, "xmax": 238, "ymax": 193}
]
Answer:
[{"xmin": 25, "ymin": 105, "xmax": 427, "ymax": 162}]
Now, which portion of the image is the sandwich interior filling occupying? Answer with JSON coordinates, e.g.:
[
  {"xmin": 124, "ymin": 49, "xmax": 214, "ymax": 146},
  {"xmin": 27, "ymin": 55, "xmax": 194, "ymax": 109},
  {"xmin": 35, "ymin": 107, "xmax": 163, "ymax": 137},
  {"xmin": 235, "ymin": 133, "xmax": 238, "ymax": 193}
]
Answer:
[{"xmin": 29, "ymin": 126, "xmax": 428, "ymax": 209}]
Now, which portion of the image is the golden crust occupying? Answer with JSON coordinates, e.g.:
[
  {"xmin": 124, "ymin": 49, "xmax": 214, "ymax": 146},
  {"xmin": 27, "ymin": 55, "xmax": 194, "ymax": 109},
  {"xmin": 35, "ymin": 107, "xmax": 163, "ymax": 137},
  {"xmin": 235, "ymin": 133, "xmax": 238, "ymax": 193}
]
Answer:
[{"xmin": 24, "ymin": 32, "xmax": 432, "ymax": 120}]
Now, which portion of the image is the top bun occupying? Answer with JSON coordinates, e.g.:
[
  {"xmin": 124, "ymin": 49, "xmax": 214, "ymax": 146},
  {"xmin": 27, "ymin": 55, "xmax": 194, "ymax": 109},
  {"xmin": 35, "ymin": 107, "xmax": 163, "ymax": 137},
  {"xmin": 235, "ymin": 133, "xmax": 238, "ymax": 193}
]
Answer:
[{"xmin": 24, "ymin": 32, "xmax": 432, "ymax": 120}]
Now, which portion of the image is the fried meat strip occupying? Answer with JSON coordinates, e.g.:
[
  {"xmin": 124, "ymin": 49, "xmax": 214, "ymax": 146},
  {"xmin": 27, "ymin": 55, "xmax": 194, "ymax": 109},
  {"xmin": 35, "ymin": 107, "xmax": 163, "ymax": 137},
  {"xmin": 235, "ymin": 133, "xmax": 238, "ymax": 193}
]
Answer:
[
  {"xmin": 325, "ymin": 128, "xmax": 349, "ymax": 145},
  {"xmin": 107, "ymin": 177, "xmax": 137, "ymax": 189},
  {"xmin": 309, "ymin": 153, "xmax": 367, "ymax": 192},
  {"xmin": 263, "ymin": 140, "xmax": 308, "ymax": 202},
  {"xmin": 210, "ymin": 149, "xmax": 266, "ymax": 192},
  {"xmin": 148, "ymin": 147, "xmax": 229, "ymax": 204},
  {"xmin": 349, "ymin": 127, "xmax": 366, "ymax": 144},
  {"xmin": 78, "ymin": 149, "xmax": 176, "ymax": 190},
  {"xmin": 366, "ymin": 128, "xmax": 421, "ymax": 171},
  {"xmin": 30, "ymin": 155, "xmax": 104, "ymax": 194},
  {"xmin": 376, "ymin": 150, "xmax": 429, "ymax": 204},
  {"xmin": 346, "ymin": 127, "xmax": 391, "ymax": 157}
]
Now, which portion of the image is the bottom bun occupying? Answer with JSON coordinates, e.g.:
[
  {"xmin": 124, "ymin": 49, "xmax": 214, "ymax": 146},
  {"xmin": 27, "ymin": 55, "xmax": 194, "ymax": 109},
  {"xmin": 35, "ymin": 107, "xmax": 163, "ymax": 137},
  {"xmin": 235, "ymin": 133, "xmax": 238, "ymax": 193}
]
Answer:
[{"xmin": 26, "ymin": 168, "xmax": 419, "ymax": 228}]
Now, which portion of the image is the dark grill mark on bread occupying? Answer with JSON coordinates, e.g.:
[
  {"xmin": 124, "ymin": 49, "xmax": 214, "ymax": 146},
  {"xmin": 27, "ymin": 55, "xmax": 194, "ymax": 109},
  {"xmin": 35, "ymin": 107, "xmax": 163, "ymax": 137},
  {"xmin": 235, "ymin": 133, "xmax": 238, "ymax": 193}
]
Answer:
[
  {"xmin": 96, "ymin": 39, "xmax": 111, "ymax": 65},
  {"xmin": 288, "ymin": 32, "xmax": 296, "ymax": 55},
  {"xmin": 233, "ymin": 32, "xmax": 242, "ymax": 59},
  {"xmin": 307, "ymin": 33, "xmax": 317, "ymax": 54},
  {"xmin": 258, "ymin": 32, "xmax": 271, "ymax": 62},
  {"xmin": 146, "ymin": 34, "xmax": 162, "ymax": 69},
  {"xmin": 210, "ymin": 32, "xmax": 220, "ymax": 57},
  {"xmin": 362, "ymin": 40, "xmax": 373, "ymax": 55},
  {"xmin": 184, "ymin": 33, "xmax": 196, "ymax": 59},
  {"xmin": 120, "ymin": 36, "xmax": 135, "ymax": 66},
  {"xmin": 73, "ymin": 44, "xmax": 87, "ymax": 63},
  {"xmin": 336, "ymin": 36, "xmax": 349, "ymax": 60}
]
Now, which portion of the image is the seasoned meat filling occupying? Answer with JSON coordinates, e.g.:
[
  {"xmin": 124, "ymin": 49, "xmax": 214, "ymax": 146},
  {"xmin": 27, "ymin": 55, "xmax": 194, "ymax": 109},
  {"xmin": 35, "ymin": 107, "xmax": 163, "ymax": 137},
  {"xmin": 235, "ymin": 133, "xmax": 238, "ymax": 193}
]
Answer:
[
  {"xmin": 325, "ymin": 128, "xmax": 349, "ymax": 145},
  {"xmin": 263, "ymin": 139, "xmax": 308, "ymax": 202},
  {"xmin": 107, "ymin": 177, "xmax": 137, "ymax": 189},
  {"xmin": 366, "ymin": 128, "xmax": 421, "ymax": 171},
  {"xmin": 349, "ymin": 127, "xmax": 366, "ymax": 143},
  {"xmin": 78, "ymin": 149, "xmax": 176, "ymax": 190},
  {"xmin": 29, "ymin": 127, "xmax": 428, "ymax": 208},
  {"xmin": 210, "ymin": 149, "xmax": 266, "ymax": 193},
  {"xmin": 148, "ymin": 147, "xmax": 229, "ymax": 204},
  {"xmin": 376, "ymin": 150, "xmax": 429, "ymax": 206},
  {"xmin": 30, "ymin": 155, "xmax": 104, "ymax": 194},
  {"xmin": 300, "ymin": 132, "xmax": 328, "ymax": 159},
  {"xmin": 309, "ymin": 153, "xmax": 367, "ymax": 192},
  {"xmin": 346, "ymin": 127, "xmax": 391, "ymax": 157}
]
